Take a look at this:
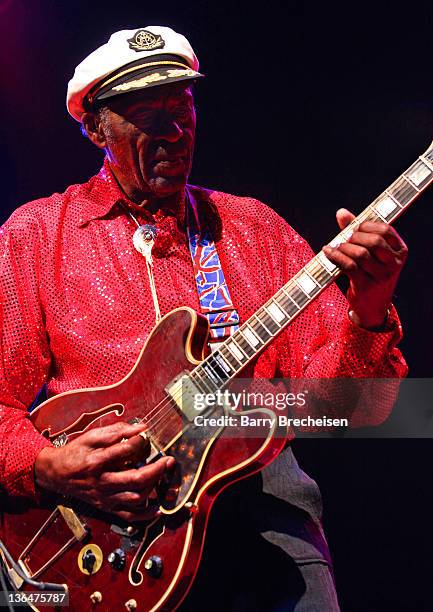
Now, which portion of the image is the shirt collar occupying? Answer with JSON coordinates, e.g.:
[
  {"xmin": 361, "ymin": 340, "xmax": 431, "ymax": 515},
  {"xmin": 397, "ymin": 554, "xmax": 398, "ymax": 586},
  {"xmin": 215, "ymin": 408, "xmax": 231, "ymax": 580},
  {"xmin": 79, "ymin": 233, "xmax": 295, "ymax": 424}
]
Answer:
[
  {"xmin": 78, "ymin": 157, "xmax": 199, "ymax": 231},
  {"xmin": 77, "ymin": 158, "xmax": 125, "ymax": 227}
]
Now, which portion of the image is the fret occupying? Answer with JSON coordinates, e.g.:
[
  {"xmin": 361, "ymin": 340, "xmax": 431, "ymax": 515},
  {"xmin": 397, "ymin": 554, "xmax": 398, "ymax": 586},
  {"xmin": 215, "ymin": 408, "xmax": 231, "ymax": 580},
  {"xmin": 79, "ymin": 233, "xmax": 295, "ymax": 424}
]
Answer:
[
  {"xmin": 295, "ymin": 271, "xmax": 321, "ymax": 296},
  {"xmin": 365, "ymin": 206, "xmax": 383, "ymax": 223},
  {"xmin": 190, "ymin": 369, "xmax": 214, "ymax": 394},
  {"xmin": 212, "ymin": 350, "xmax": 235, "ymax": 376},
  {"xmin": 225, "ymin": 339, "xmax": 246, "ymax": 363},
  {"xmin": 256, "ymin": 309, "xmax": 279, "ymax": 334},
  {"xmin": 267, "ymin": 300, "xmax": 287, "ymax": 323},
  {"xmin": 383, "ymin": 190, "xmax": 403, "ymax": 207},
  {"xmin": 207, "ymin": 354, "xmax": 232, "ymax": 382},
  {"xmin": 250, "ymin": 315, "xmax": 272, "ymax": 342},
  {"xmin": 405, "ymin": 159, "xmax": 432, "ymax": 189},
  {"xmin": 233, "ymin": 330, "xmax": 256, "ymax": 357},
  {"xmin": 262, "ymin": 303, "xmax": 286, "ymax": 329},
  {"xmin": 307, "ymin": 258, "xmax": 333, "ymax": 285},
  {"xmin": 286, "ymin": 283, "xmax": 309, "ymax": 308},
  {"xmin": 269, "ymin": 296, "xmax": 290, "ymax": 319},
  {"xmin": 277, "ymin": 288, "xmax": 300, "ymax": 317},
  {"xmin": 316, "ymin": 251, "xmax": 337, "ymax": 274},
  {"xmin": 293, "ymin": 279, "xmax": 311, "ymax": 300},
  {"xmin": 219, "ymin": 345, "xmax": 241, "ymax": 371},
  {"xmin": 244, "ymin": 324, "xmax": 263, "ymax": 346},
  {"xmin": 370, "ymin": 195, "xmax": 398, "ymax": 222},
  {"xmin": 263, "ymin": 305, "xmax": 283, "ymax": 328},
  {"xmin": 200, "ymin": 360, "xmax": 224, "ymax": 388},
  {"xmin": 365, "ymin": 207, "xmax": 382, "ymax": 221},
  {"xmin": 388, "ymin": 177, "xmax": 417, "ymax": 206},
  {"xmin": 402, "ymin": 174, "xmax": 420, "ymax": 193},
  {"xmin": 230, "ymin": 337, "xmax": 249, "ymax": 359}
]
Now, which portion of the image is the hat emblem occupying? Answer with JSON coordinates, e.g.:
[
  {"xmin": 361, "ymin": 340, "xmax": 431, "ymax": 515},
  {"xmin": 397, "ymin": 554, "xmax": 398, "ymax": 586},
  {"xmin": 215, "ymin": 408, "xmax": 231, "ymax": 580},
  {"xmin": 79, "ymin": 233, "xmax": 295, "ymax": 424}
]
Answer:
[{"xmin": 127, "ymin": 30, "xmax": 165, "ymax": 52}]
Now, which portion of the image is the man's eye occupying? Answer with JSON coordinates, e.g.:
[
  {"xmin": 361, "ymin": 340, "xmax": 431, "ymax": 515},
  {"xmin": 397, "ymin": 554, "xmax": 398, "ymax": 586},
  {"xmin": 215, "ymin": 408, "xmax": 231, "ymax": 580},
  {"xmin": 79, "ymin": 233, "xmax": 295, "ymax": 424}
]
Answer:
[
  {"xmin": 174, "ymin": 107, "xmax": 191, "ymax": 121},
  {"xmin": 135, "ymin": 112, "xmax": 153, "ymax": 121}
]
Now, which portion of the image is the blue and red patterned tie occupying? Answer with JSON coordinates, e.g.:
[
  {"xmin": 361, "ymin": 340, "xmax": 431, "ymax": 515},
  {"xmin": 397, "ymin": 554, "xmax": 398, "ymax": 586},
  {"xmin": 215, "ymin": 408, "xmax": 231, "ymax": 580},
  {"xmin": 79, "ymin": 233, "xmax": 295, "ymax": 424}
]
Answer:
[{"xmin": 187, "ymin": 192, "xmax": 240, "ymax": 343}]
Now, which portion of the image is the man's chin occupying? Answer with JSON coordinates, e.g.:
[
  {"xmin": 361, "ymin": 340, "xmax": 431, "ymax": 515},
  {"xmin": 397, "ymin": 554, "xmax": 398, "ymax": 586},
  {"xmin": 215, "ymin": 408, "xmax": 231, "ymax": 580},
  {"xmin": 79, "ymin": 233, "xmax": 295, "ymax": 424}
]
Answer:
[{"xmin": 149, "ymin": 176, "xmax": 188, "ymax": 198}]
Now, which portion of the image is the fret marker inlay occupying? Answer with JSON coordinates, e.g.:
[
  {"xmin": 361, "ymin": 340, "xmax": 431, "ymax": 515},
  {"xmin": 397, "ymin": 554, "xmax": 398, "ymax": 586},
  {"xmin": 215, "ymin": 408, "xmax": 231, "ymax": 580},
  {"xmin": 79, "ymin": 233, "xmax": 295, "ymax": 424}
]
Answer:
[
  {"xmin": 407, "ymin": 163, "xmax": 431, "ymax": 186},
  {"xmin": 267, "ymin": 302, "xmax": 286, "ymax": 322},
  {"xmin": 329, "ymin": 235, "xmax": 346, "ymax": 248},
  {"xmin": 296, "ymin": 273, "xmax": 317, "ymax": 295},
  {"xmin": 243, "ymin": 327, "xmax": 261, "ymax": 346},
  {"xmin": 317, "ymin": 252, "xmax": 337, "ymax": 272},
  {"xmin": 214, "ymin": 353, "xmax": 232, "ymax": 373},
  {"xmin": 226, "ymin": 341, "xmax": 244, "ymax": 362},
  {"xmin": 375, "ymin": 197, "xmax": 397, "ymax": 217}
]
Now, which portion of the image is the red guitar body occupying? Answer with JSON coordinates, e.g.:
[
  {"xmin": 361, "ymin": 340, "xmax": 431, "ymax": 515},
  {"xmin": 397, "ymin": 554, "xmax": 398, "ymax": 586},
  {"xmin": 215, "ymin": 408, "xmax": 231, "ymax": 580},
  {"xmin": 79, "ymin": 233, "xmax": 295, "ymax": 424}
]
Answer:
[{"xmin": 0, "ymin": 307, "xmax": 286, "ymax": 611}]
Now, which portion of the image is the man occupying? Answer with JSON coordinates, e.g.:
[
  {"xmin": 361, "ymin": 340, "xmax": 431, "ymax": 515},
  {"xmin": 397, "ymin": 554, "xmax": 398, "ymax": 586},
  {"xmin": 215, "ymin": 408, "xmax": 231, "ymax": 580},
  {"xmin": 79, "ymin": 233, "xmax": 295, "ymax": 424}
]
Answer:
[{"xmin": 0, "ymin": 26, "xmax": 407, "ymax": 610}]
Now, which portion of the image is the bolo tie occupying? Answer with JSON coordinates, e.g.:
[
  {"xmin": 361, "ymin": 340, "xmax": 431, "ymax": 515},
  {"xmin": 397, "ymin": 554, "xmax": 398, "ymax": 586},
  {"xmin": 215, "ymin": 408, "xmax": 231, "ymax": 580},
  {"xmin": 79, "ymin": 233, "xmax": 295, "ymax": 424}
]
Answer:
[{"xmin": 120, "ymin": 194, "xmax": 240, "ymax": 343}]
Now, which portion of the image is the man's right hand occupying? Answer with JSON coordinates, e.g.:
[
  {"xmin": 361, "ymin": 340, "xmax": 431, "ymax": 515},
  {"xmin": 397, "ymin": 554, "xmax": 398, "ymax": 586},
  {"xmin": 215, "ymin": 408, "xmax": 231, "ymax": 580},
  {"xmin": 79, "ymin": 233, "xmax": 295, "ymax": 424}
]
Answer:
[{"xmin": 34, "ymin": 422, "xmax": 174, "ymax": 522}]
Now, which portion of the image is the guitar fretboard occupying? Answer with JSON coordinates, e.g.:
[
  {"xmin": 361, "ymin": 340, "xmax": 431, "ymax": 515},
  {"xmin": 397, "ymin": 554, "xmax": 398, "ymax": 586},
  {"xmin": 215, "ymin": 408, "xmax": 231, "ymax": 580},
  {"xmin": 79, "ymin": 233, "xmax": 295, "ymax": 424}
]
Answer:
[{"xmin": 188, "ymin": 143, "xmax": 433, "ymax": 394}]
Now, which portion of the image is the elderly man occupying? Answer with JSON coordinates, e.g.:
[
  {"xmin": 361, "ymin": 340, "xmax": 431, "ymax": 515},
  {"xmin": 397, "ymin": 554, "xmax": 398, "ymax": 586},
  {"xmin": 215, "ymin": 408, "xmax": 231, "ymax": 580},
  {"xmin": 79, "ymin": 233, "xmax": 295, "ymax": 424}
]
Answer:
[{"xmin": 0, "ymin": 26, "xmax": 407, "ymax": 611}]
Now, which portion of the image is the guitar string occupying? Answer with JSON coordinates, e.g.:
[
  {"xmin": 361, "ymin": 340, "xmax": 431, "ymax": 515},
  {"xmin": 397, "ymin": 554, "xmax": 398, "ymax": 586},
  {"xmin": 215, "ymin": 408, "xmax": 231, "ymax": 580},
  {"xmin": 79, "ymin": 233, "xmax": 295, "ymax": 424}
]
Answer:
[
  {"xmin": 125, "ymin": 198, "xmax": 405, "ymax": 443},
  {"xmin": 137, "ymin": 171, "xmax": 425, "ymax": 440},
  {"xmin": 44, "ymin": 200, "xmax": 397, "ymax": 539},
  {"xmin": 53, "ymin": 165, "xmax": 427, "ymax": 523},
  {"xmin": 76, "ymin": 173, "xmax": 420, "ymax": 446}
]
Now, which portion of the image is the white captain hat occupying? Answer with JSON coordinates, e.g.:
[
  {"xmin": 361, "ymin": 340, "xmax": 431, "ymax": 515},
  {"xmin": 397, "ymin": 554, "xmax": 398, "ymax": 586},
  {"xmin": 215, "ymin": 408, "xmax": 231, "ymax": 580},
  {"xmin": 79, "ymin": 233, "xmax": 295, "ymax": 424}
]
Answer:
[{"xmin": 67, "ymin": 26, "xmax": 203, "ymax": 122}]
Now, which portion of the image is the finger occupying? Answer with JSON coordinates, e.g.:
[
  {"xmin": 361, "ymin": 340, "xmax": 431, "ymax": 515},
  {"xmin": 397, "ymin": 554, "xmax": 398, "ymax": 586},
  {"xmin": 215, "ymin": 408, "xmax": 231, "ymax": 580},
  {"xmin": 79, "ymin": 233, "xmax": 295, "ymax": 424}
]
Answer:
[
  {"xmin": 322, "ymin": 245, "xmax": 365, "ymax": 279},
  {"xmin": 97, "ymin": 431, "xmax": 151, "ymax": 469},
  {"xmin": 335, "ymin": 242, "xmax": 390, "ymax": 279},
  {"xmin": 106, "ymin": 490, "xmax": 154, "ymax": 510},
  {"xmin": 83, "ymin": 422, "xmax": 148, "ymax": 449},
  {"xmin": 354, "ymin": 221, "xmax": 408, "ymax": 253},
  {"xmin": 99, "ymin": 456, "xmax": 175, "ymax": 493},
  {"xmin": 114, "ymin": 503, "xmax": 161, "ymax": 522},
  {"xmin": 336, "ymin": 208, "xmax": 356, "ymax": 231},
  {"xmin": 347, "ymin": 231, "xmax": 402, "ymax": 266}
]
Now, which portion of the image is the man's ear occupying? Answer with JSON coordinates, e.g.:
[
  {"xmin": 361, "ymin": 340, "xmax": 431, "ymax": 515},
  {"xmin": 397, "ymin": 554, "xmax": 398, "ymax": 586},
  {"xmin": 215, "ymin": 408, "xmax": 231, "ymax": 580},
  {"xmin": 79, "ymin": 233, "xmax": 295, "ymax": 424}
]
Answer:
[{"xmin": 81, "ymin": 111, "xmax": 107, "ymax": 149}]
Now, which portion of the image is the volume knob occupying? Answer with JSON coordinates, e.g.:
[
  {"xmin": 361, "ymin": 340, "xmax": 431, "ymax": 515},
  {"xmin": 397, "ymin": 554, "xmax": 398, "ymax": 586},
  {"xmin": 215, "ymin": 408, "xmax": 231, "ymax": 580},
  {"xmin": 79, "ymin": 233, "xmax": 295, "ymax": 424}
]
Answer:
[
  {"xmin": 108, "ymin": 548, "xmax": 126, "ymax": 570},
  {"xmin": 144, "ymin": 555, "xmax": 163, "ymax": 578}
]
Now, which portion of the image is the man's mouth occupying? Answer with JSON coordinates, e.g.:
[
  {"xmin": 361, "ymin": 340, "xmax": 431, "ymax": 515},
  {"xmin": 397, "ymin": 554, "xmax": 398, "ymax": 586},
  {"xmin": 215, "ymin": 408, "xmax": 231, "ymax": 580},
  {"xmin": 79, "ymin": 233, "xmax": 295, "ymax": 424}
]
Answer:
[{"xmin": 152, "ymin": 157, "xmax": 186, "ymax": 176}]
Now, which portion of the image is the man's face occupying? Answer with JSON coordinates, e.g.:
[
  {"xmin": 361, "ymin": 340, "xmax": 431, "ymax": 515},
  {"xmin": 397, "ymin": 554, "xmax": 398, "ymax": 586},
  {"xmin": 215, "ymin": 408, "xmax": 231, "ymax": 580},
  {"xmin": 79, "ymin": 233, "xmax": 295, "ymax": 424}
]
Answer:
[{"xmin": 95, "ymin": 82, "xmax": 196, "ymax": 202}]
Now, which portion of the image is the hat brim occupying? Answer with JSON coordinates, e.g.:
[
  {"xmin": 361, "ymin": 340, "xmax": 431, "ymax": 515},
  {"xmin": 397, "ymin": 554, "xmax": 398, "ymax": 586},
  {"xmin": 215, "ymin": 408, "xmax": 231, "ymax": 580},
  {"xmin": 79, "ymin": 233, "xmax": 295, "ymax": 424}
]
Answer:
[{"xmin": 92, "ymin": 66, "xmax": 203, "ymax": 104}]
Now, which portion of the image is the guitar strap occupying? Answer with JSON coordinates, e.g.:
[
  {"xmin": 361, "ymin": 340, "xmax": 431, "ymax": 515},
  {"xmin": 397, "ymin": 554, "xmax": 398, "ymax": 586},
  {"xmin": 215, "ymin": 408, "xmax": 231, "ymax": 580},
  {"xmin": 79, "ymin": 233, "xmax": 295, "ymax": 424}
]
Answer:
[{"xmin": 186, "ymin": 188, "xmax": 240, "ymax": 344}]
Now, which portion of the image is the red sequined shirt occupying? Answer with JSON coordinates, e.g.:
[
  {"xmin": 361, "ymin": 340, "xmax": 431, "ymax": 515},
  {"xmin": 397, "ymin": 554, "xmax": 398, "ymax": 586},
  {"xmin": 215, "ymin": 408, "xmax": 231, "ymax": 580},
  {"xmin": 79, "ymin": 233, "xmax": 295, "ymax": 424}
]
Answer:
[{"xmin": 0, "ymin": 159, "xmax": 407, "ymax": 499}]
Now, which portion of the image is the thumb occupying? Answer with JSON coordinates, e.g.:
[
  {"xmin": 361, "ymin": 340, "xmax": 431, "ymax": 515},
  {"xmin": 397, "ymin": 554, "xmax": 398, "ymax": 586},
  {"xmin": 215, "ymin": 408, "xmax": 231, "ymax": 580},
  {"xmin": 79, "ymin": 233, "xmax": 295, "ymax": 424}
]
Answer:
[
  {"xmin": 148, "ymin": 456, "xmax": 176, "ymax": 479},
  {"xmin": 336, "ymin": 208, "xmax": 356, "ymax": 230}
]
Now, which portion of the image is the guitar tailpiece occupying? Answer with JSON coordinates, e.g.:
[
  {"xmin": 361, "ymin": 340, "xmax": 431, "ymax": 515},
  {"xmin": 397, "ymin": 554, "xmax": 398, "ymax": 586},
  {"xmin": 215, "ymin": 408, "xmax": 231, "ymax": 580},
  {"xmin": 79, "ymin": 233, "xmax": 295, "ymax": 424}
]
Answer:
[{"xmin": 0, "ymin": 539, "xmax": 67, "ymax": 593}]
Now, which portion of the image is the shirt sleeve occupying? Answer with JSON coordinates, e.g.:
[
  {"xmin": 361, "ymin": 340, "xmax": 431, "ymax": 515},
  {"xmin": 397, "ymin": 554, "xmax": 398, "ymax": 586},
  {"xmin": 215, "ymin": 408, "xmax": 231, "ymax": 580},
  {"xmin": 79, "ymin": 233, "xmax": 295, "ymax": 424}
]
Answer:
[
  {"xmin": 0, "ymin": 214, "xmax": 53, "ymax": 499},
  {"xmin": 273, "ymin": 218, "xmax": 408, "ymax": 427}
]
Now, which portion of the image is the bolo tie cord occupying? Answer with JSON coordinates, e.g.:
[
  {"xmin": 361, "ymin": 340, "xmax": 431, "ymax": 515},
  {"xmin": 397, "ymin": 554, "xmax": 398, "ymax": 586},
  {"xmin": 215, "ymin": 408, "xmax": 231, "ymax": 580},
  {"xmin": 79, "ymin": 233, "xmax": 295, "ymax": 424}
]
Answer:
[{"xmin": 119, "ymin": 203, "xmax": 162, "ymax": 324}]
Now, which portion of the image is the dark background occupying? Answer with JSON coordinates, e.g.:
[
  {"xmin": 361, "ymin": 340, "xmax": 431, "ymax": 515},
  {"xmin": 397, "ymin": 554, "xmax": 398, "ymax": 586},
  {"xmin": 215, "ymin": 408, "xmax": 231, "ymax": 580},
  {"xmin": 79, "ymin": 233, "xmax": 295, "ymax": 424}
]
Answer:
[{"xmin": 0, "ymin": 1, "xmax": 431, "ymax": 610}]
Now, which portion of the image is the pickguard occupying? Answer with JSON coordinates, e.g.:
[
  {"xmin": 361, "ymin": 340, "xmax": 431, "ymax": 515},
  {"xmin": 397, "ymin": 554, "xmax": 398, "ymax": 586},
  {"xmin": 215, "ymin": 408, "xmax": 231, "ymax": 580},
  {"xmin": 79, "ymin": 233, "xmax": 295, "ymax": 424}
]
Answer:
[{"xmin": 158, "ymin": 406, "xmax": 225, "ymax": 512}]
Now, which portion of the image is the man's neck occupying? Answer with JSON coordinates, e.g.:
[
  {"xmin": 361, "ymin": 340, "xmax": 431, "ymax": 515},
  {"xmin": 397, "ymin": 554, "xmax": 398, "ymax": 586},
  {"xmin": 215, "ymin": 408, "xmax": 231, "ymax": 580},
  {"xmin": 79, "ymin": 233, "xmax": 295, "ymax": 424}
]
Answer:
[{"xmin": 108, "ymin": 161, "xmax": 187, "ymax": 221}]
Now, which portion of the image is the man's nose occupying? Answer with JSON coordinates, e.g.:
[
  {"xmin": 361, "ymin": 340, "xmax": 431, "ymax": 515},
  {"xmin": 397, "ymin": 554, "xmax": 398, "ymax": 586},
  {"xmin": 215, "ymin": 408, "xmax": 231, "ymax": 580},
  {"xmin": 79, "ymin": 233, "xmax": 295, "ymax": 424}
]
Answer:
[{"xmin": 153, "ymin": 114, "xmax": 183, "ymax": 142}]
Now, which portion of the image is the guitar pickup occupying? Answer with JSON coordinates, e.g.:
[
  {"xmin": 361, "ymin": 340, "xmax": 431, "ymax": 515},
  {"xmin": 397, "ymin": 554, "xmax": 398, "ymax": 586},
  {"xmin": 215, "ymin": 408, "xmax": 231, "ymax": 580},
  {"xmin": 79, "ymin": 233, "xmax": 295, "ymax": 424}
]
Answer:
[{"xmin": 165, "ymin": 372, "xmax": 205, "ymax": 422}]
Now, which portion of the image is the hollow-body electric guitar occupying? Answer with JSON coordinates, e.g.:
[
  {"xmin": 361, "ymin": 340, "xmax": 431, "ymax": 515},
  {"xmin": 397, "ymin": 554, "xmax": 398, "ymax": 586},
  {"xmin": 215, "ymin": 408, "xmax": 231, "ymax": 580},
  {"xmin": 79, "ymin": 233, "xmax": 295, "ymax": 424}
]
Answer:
[{"xmin": 1, "ymin": 142, "xmax": 432, "ymax": 611}]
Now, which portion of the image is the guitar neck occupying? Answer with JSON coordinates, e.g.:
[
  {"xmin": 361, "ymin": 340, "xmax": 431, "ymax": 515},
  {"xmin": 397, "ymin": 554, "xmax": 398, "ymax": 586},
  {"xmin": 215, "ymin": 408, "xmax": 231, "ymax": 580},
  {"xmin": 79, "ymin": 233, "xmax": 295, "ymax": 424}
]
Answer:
[{"xmin": 190, "ymin": 141, "xmax": 433, "ymax": 392}]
